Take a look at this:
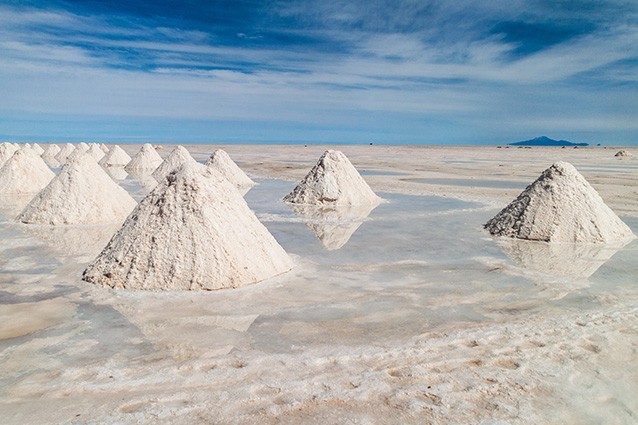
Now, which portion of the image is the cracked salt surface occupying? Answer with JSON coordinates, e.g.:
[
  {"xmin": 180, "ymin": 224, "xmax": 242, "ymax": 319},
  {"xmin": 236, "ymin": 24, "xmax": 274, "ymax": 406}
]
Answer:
[{"xmin": 0, "ymin": 178, "xmax": 637, "ymax": 424}]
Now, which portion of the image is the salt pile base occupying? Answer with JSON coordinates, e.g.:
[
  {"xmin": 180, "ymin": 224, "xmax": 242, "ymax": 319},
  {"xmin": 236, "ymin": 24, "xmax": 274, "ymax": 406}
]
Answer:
[
  {"xmin": 18, "ymin": 153, "xmax": 137, "ymax": 225},
  {"xmin": 83, "ymin": 163, "xmax": 293, "ymax": 291},
  {"xmin": 485, "ymin": 161, "xmax": 635, "ymax": 243},
  {"xmin": 0, "ymin": 149, "xmax": 55, "ymax": 195},
  {"xmin": 205, "ymin": 149, "xmax": 255, "ymax": 190},
  {"xmin": 99, "ymin": 145, "xmax": 131, "ymax": 167},
  {"xmin": 151, "ymin": 145, "xmax": 196, "ymax": 182},
  {"xmin": 125, "ymin": 143, "xmax": 163, "ymax": 172},
  {"xmin": 284, "ymin": 150, "xmax": 381, "ymax": 206}
]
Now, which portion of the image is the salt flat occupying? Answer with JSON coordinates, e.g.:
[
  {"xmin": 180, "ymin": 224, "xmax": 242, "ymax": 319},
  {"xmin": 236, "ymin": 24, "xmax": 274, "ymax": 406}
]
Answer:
[{"xmin": 1, "ymin": 145, "xmax": 637, "ymax": 424}]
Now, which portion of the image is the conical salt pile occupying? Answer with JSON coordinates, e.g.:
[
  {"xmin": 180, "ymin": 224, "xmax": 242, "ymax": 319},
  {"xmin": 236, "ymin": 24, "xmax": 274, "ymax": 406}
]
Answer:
[
  {"xmin": 42, "ymin": 144, "xmax": 61, "ymax": 159},
  {"xmin": 205, "ymin": 149, "xmax": 255, "ymax": 190},
  {"xmin": 86, "ymin": 144, "xmax": 106, "ymax": 162},
  {"xmin": 100, "ymin": 143, "xmax": 110, "ymax": 153},
  {"xmin": 0, "ymin": 149, "xmax": 55, "ymax": 195},
  {"xmin": 83, "ymin": 163, "xmax": 293, "ymax": 290},
  {"xmin": 31, "ymin": 143, "xmax": 45, "ymax": 155},
  {"xmin": 0, "ymin": 142, "xmax": 19, "ymax": 168},
  {"xmin": 485, "ymin": 161, "xmax": 635, "ymax": 243},
  {"xmin": 284, "ymin": 150, "xmax": 381, "ymax": 206},
  {"xmin": 125, "ymin": 143, "xmax": 163, "ymax": 172},
  {"xmin": 98, "ymin": 145, "xmax": 131, "ymax": 167},
  {"xmin": 78, "ymin": 142, "xmax": 90, "ymax": 152},
  {"xmin": 151, "ymin": 145, "xmax": 196, "ymax": 182},
  {"xmin": 55, "ymin": 143, "xmax": 75, "ymax": 163},
  {"xmin": 17, "ymin": 153, "xmax": 137, "ymax": 225}
]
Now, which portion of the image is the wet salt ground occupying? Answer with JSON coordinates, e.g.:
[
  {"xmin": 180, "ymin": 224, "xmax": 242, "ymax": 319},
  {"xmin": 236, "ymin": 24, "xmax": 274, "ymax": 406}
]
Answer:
[{"xmin": 1, "ymin": 176, "xmax": 638, "ymax": 423}]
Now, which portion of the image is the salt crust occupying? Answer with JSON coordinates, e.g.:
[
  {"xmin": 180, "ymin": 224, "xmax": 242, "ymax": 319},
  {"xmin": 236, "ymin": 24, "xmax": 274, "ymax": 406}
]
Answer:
[
  {"xmin": 83, "ymin": 162, "xmax": 293, "ymax": 290},
  {"xmin": 485, "ymin": 161, "xmax": 635, "ymax": 243}
]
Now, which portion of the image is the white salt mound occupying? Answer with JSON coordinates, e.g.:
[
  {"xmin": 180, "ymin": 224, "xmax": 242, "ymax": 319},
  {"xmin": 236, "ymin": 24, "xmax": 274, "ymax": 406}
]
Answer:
[
  {"xmin": 125, "ymin": 143, "xmax": 163, "ymax": 172},
  {"xmin": 284, "ymin": 150, "xmax": 381, "ymax": 206},
  {"xmin": 41, "ymin": 144, "xmax": 61, "ymax": 158},
  {"xmin": 0, "ymin": 149, "xmax": 55, "ymax": 195},
  {"xmin": 205, "ymin": 149, "xmax": 255, "ymax": 189},
  {"xmin": 615, "ymin": 150, "xmax": 632, "ymax": 157},
  {"xmin": 78, "ymin": 142, "xmax": 90, "ymax": 152},
  {"xmin": 151, "ymin": 145, "xmax": 196, "ymax": 182},
  {"xmin": 55, "ymin": 143, "xmax": 76, "ymax": 162},
  {"xmin": 99, "ymin": 145, "xmax": 131, "ymax": 167},
  {"xmin": 0, "ymin": 142, "xmax": 19, "ymax": 168},
  {"xmin": 83, "ymin": 163, "xmax": 293, "ymax": 291},
  {"xmin": 99, "ymin": 144, "xmax": 110, "ymax": 153},
  {"xmin": 485, "ymin": 161, "xmax": 636, "ymax": 243},
  {"xmin": 31, "ymin": 143, "xmax": 45, "ymax": 155},
  {"xmin": 18, "ymin": 153, "xmax": 137, "ymax": 225},
  {"xmin": 86, "ymin": 144, "xmax": 106, "ymax": 162}
]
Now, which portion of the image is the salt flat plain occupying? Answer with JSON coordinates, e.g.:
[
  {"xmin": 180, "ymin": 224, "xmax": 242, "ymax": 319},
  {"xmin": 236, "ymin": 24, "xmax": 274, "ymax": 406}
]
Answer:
[{"xmin": 1, "ymin": 145, "xmax": 637, "ymax": 424}]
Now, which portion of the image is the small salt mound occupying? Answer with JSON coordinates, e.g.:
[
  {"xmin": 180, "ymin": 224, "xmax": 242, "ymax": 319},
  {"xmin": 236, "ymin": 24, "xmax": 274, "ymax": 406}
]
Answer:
[
  {"xmin": 83, "ymin": 163, "xmax": 293, "ymax": 291},
  {"xmin": 98, "ymin": 145, "xmax": 131, "ymax": 167},
  {"xmin": 151, "ymin": 145, "xmax": 196, "ymax": 182},
  {"xmin": 86, "ymin": 144, "xmax": 106, "ymax": 162},
  {"xmin": 125, "ymin": 143, "xmax": 163, "ymax": 172},
  {"xmin": 284, "ymin": 150, "xmax": 381, "ymax": 206},
  {"xmin": 0, "ymin": 142, "xmax": 19, "ymax": 168},
  {"xmin": 99, "ymin": 144, "xmax": 110, "ymax": 153},
  {"xmin": 55, "ymin": 143, "xmax": 76, "ymax": 162},
  {"xmin": 205, "ymin": 149, "xmax": 255, "ymax": 190},
  {"xmin": 485, "ymin": 161, "xmax": 636, "ymax": 243},
  {"xmin": 0, "ymin": 149, "xmax": 55, "ymax": 195},
  {"xmin": 31, "ymin": 143, "xmax": 45, "ymax": 155},
  {"xmin": 41, "ymin": 144, "xmax": 61, "ymax": 159},
  {"xmin": 78, "ymin": 142, "xmax": 90, "ymax": 152},
  {"xmin": 17, "ymin": 153, "xmax": 137, "ymax": 225},
  {"xmin": 615, "ymin": 150, "xmax": 632, "ymax": 157}
]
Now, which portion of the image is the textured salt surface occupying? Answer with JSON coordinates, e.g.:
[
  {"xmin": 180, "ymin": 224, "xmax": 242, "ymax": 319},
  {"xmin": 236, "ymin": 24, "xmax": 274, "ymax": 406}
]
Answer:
[
  {"xmin": 125, "ymin": 143, "xmax": 163, "ymax": 172},
  {"xmin": 86, "ymin": 144, "xmax": 105, "ymax": 162},
  {"xmin": 18, "ymin": 153, "xmax": 137, "ymax": 225},
  {"xmin": 84, "ymin": 163, "xmax": 293, "ymax": 290},
  {"xmin": 0, "ymin": 142, "xmax": 19, "ymax": 168},
  {"xmin": 205, "ymin": 149, "xmax": 255, "ymax": 190},
  {"xmin": 30, "ymin": 143, "xmax": 44, "ymax": 155},
  {"xmin": 284, "ymin": 150, "xmax": 381, "ymax": 206},
  {"xmin": 0, "ymin": 149, "xmax": 55, "ymax": 195},
  {"xmin": 485, "ymin": 161, "xmax": 636, "ymax": 243},
  {"xmin": 151, "ymin": 145, "xmax": 196, "ymax": 182},
  {"xmin": 55, "ymin": 143, "xmax": 75, "ymax": 163},
  {"xmin": 99, "ymin": 145, "xmax": 131, "ymax": 167}
]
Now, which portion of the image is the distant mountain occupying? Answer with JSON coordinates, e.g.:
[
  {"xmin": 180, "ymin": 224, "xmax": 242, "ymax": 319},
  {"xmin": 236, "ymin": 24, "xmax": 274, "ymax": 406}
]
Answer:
[{"xmin": 509, "ymin": 136, "xmax": 589, "ymax": 147}]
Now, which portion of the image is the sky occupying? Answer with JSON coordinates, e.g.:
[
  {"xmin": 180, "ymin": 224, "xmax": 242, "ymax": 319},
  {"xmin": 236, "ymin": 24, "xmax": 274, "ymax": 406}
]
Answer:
[{"xmin": 1, "ymin": 0, "xmax": 637, "ymax": 145}]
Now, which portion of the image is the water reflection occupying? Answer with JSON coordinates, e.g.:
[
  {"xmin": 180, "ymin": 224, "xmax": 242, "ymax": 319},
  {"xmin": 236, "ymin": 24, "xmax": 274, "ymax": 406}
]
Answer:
[
  {"xmin": 287, "ymin": 202, "xmax": 379, "ymax": 250},
  {"xmin": 0, "ymin": 195, "xmax": 35, "ymax": 219},
  {"xmin": 495, "ymin": 238, "xmax": 630, "ymax": 279}
]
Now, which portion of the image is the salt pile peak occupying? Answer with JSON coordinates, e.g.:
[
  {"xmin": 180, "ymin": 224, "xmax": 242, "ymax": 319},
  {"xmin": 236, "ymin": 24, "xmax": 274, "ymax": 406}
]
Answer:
[
  {"xmin": 86, "ymin": 144, "xmax": 106, "ymax": 161},
  {"xmin": 151, "ymin": 145, "xmax": 196, "ymax": 181},
  {"xmin": 99, "ymin": 143, "xmax": 110, "ymax": 153},
  {"xmin": 205, "ymin": 149, "xmax": 255, "ymax": 190},
  {"xmin": 31, "ymin": 143, "xmax": 45, "ymax": 155},
  {"xmin": 0, "ymin": 142, "xmax": 19, "ymax": 167},
  {"xmin": 126, "ymin": 143, "xmax": 163, "ymax": 172},
  {"xmin": 284, "ymin": 150, "xmax": 381, "ymax": 206},
  {"xmin": 55, "ymin": 143, "xmax": 76, "ymax": 162},
  {"xmin": 485, "ymin": 161, "xmax": 635, "ymax": 243},
  {"xmin": 83, "ymin": 163, "xmax": 293, "ymax": 291},
  {"xmin": 41, "ymin": 144, "xmax": 61, "ymax": 159},
  {"xmin": 98, "ymin": 145, "xmax": 131, "ymax": 167},
  {"xmin": 78, "ymin": 142, "xmax": 90, "ymax": 151},
  {"xmin": 18, "ymin": 153, "xmax": 137, "ymax": 225},
  {"xmin": 0, "ymin": 149, "xmax": 55, "ymax": 195}
]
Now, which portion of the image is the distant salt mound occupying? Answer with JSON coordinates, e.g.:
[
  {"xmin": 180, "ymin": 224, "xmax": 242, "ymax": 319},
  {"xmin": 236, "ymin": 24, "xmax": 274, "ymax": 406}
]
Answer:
[
  {"xmin": 78, "ymin": 142, "xmax": 90, "ymax": 152},
  {"xmin": 0, "ymin": 142, "xmax": 19, "ymax": 168},
  {"xmin": 615, "ymin": 150, "xmax": 632, "ymax": 157},
  {"xmin": 31, "ymin": 143, "xmax": 45, "ymax": 155},
  {"xmin": 99, "ymin": 145, "xmax": 131, "ymax": 167},
  {"xmin": 126, "ymin": 143, "xmax": 163, "ymax": 172},
  {"xmin": 205, "ymin": 149, "xmax": 255, "ymax": 190},
  {"xmin": 55, "ymin": 143, "xmax": 76, "ymax": 163},
  {"xmin": 83, "ymin": 163, "xmax": 293, "ymax": 291},
  {"xmin": 99, "ymin": 144, "xmax": 110, "ymax": 153},
  {"xmin": 151, "ymin": 145, "xmax": 196, "ymax": 182},
  {"xmin": 485, "ymin": 161, "xmax": 635, "ymax": 243},
  {"xmin": 284, "ymin": 150, "xmax": 381, "ymax": 206},
  {"xmin": 0, "ymin": 149, "xmax": 55, "ymax": 195},
  {"xmin": 18, "ymin": 153, "xmax": 137, "ymax": 225},
  {"xmin": 87, "ymin": 144, "xmax": 106, "ymax": 162},
  {"xmin": 41, "ymin": 144, "xmax": 61, "ymax": 159}
]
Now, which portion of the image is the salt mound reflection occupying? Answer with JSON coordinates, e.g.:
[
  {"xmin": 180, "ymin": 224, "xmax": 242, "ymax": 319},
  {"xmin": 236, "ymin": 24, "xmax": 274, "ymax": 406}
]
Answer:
[
  {"xmin": 496, "ymin": 238, "xmax": 630, "ymax": 279},
  {"xmin": 0, "ymin": 195, "xmax": 36, "ymax": 219},
  {"xmin": 288, "ymin": 202, "xmax": 379, "ymax": 250}
]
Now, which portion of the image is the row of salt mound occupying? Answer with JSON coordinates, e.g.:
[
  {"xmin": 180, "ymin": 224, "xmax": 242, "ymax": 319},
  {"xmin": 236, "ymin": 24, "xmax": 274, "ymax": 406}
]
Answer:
[
  {"xmin": 485, "ymin": 161, "xmax": 635, "ymax": 243},
  {"xmin": 83, "ymin": 162, "xmax": 293, "ymax": 290},
  {"xmin": 125, "ymin": 143, "xmax": 163, "ymax": 172},
  {"xmin": 99, "ymin": 145, "xmax": 131, "ymax": 167},
  {"xmin": 0, "ymin": 142, "xmax": 19, "ymax": 168},
  {"xmin": 0, "ymin": 149, "xmax": 55, "ymax": 195},
  {"xmin": 18, "ymin": 153, "xmax": 136, "ymax": 225}
]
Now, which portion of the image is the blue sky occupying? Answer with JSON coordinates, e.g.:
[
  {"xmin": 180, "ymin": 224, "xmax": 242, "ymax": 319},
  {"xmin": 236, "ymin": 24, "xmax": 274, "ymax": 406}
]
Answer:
[{"xmin": 1, "ymin": 0, "xmax": 637, "ymax": 145}]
